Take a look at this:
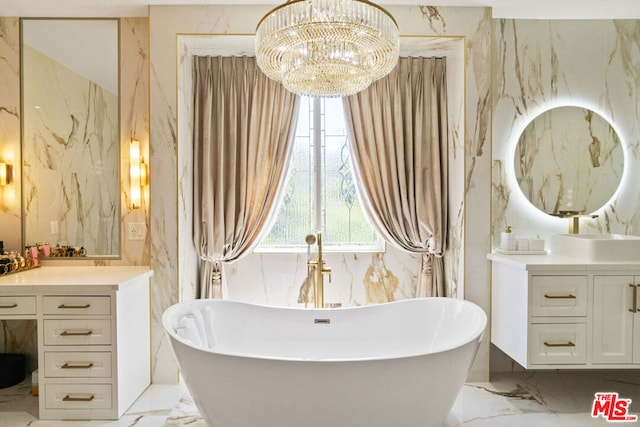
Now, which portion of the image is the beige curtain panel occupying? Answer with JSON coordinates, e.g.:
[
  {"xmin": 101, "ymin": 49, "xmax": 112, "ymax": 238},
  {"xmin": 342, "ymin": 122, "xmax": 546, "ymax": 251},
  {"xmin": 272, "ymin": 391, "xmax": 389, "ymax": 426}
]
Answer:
[
  {"xmin": 193, "ymin": 56, "xmax": 300, "ymax": 299},
  {"xmin": 343, "ymin": 57, "xmax": 448, "ymax": 297}
]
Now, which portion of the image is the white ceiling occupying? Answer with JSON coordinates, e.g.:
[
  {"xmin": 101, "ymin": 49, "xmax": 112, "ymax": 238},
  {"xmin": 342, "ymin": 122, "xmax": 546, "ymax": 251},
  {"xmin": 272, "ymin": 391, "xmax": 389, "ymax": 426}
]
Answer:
[{"xmin": 2, "ymin": 0, "xmax": 640, "ymax": 20}]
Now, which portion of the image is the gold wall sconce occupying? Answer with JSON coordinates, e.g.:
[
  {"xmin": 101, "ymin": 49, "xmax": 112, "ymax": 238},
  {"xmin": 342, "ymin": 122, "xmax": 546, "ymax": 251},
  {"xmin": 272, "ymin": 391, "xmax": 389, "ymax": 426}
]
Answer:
[
  {"xmin": 0, "ymin": 161, "xmax": 13, "ymax": 186},
  {"xmin": 129, "ymin": 137, "xmax": 148, "ymax": 209}
]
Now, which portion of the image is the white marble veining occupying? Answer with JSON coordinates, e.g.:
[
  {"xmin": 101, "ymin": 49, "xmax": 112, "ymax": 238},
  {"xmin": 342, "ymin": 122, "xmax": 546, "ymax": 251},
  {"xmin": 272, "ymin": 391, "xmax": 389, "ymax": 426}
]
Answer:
[{"xmin": 2, "ymin": 371, "xmax": 638, "ymax": 426}]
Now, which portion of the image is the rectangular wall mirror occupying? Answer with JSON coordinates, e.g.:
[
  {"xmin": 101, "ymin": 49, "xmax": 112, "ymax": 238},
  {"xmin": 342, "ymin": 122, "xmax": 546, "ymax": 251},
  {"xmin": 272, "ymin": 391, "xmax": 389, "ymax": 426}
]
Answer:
[{"xmin": 21, "ymin": 18, "xmax": 121, "ymax": 258}]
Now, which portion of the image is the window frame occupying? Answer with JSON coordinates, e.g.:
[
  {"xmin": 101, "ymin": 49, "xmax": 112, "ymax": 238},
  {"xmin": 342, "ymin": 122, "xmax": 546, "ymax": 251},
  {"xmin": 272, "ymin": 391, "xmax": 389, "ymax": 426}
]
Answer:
[{"xmin": 254, "ymin": 96, "xmax": 384, "ymax": 254}]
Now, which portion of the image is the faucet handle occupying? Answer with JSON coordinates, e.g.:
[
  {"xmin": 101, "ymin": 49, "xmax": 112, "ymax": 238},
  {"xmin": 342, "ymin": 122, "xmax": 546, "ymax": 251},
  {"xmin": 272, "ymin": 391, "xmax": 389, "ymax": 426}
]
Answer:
[{"xmin": 323, "ymin": 265, "xmax": 332, "ymax": 283}]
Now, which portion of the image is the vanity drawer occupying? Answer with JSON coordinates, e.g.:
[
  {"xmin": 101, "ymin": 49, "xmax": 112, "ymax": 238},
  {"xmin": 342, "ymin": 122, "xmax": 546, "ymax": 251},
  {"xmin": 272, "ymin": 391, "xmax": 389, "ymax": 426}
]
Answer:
[
  {"xmin": 44, "ymin": 352, "xmax": 112, "ymax": 378},
  {"xmin": 0, "ymin": 296, "xmax": 36, "ymax": 315},
  {"xmin": 43, "ymin": 319, "xmax": 112, "ymax": 346},
  {"xmin": 43, "ymin": 296, "xmax": 111, "ymax": 316},
  {"xmin": 530, "ymin": 275, "xmax": 587, "ymax": 317},
  {"xmin": 44, "ymin": 384, "xmax": 112, "ymax": 410},
  {"xmin": 529, "ymin": 323, "xmax": 587, "ymax": 365}
]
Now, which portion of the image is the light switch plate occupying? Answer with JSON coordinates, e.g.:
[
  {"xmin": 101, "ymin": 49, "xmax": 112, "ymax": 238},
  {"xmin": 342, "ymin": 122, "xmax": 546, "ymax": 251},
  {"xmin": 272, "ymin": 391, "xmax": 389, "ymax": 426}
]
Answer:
[{"xmin": 127, "ymin": 223, "xmax": 146, "ymax": 241}]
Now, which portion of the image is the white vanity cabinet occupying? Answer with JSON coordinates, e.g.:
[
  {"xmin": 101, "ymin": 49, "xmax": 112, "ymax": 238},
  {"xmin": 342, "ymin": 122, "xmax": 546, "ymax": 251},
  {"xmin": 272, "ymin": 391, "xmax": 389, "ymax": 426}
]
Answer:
[
  {"xmin": 592, "ymin": 275, "xmax": 640, "ymax": 364},
  {"xmin": 0, "ymin": 266, "xmax": 152, "ymax": 420},
  {"xmin": 489, "ymin": 253, "xmax": 640, "ymax": 369}
]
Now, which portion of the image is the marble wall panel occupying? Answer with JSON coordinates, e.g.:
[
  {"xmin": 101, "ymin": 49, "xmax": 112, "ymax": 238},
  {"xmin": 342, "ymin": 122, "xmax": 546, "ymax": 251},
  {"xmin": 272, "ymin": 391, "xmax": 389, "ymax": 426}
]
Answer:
[
  {"xmin": 224, "ymin": 248, "xmax": 421, "ymax": 307},
  {"xmin": 176, "ymin": 36, "xmax": 198, "ymax": 305},
  {"xmin": 444, "ymin": 42, "xmax": 466, "ymax": 301},
  {"xmin": 492, "ymin": 20, "xmax": 640, "ymax": 246},
  {"xmin": 151, "ymin": 5, "xmax": 492, "ymax": 383},
  {"xmin": 0, "ymin": 17, "xmax": 21, "ymax": 253},
  {"xmin": 119, "ymin": 17, "xmax": 151, "ymax": 267}
]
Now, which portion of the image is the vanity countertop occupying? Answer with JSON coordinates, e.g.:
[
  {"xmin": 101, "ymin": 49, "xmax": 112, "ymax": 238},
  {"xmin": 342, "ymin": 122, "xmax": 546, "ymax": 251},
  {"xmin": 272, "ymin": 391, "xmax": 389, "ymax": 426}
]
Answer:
[
  {"xmin": 0, "ymin": 265, "xmax": 153, "ymax": 290},
  {"xmin": 488, "ymin": 252, "xmax": 640, "ymax": 271}
]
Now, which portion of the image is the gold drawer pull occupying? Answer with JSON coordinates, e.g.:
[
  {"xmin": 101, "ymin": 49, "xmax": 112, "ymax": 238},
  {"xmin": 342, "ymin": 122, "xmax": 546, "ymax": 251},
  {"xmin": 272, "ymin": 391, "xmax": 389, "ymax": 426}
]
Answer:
[
  {"xmin": 0, "ymin": 303, "xmax": 18, "ymax": 309},
  {"xmin": 630, "ymin": 284, "xmax": 638, "ymax": 313},
  {"xmin": 544, "ymin": 341, "xmax": 576, "ymax": 347},
  {"xmin": 61, "ymin": 362, "xmax": 94, "ymax": 369},
  {"xmin": 58, "ymin": 304, "xmax": 91, "ymax": 309},
  {"xmin": 63, "ymin": 394, "xmax": 95, "ymax": 402},
  {"xmin": 60, "ymin": 330, "xmax": 93, "ymax": 337},
  {"xmin": 544, "ymin": 294, "xmax": 576, "ymax": 299}
]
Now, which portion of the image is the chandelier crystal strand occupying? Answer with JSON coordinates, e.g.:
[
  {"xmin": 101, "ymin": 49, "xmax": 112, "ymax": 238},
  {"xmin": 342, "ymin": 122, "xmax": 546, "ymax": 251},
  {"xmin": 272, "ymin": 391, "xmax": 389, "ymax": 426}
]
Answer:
[{"xmin": 256, "ymin": 0, "xmax": 399, "ymax": 97}]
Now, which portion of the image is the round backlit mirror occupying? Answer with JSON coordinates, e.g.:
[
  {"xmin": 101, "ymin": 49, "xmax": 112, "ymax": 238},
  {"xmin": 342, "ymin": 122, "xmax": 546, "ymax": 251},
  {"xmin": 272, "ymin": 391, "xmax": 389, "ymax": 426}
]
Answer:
[{"xmin": 514, "ymin": 106, "xmax": 624, "ymax": 215}]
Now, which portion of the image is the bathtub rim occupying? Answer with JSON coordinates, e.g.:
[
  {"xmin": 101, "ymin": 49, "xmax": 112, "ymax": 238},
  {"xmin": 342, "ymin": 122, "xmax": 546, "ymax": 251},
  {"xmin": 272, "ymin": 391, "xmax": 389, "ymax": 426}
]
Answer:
[{"xmin": 162, "ymin": 297, "xmax": 487, "ymax": 363}]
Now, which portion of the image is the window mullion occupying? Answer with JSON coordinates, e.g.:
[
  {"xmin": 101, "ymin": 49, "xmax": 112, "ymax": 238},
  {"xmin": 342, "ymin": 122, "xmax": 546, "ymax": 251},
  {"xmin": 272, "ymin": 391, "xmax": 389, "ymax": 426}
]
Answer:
[{"xmin": 313, "ymin": 96, "xmax": 322, "ymax": 233}]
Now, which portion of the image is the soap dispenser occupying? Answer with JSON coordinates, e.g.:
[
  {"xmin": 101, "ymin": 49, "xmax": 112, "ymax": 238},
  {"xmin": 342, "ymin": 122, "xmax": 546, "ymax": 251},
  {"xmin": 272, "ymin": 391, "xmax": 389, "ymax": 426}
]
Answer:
[{"xmin": 500, "ymin": 226, "xmax": 516, "ymax": 251}]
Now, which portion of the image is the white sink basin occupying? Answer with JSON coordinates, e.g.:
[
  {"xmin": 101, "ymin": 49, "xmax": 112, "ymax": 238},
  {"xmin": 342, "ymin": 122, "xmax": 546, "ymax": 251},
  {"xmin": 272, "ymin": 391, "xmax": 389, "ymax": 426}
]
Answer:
[{"xmin": 550, "ymin": 234, "xmax": 640, "ymax": 262}]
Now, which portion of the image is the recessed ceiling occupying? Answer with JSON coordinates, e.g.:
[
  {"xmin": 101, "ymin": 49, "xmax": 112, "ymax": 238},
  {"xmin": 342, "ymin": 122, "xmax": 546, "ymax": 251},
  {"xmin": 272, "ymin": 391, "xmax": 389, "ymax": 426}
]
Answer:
[{"xmin": 2, "ymin": 0, "xmax": 639, "ymax": 19}]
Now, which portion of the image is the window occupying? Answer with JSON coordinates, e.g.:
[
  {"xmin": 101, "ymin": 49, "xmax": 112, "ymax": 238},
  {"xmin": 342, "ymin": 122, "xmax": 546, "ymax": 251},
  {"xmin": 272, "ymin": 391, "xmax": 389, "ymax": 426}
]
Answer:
[{"xmin": 258, "ymin": 96, "xmax": 382, "ymax": 252}]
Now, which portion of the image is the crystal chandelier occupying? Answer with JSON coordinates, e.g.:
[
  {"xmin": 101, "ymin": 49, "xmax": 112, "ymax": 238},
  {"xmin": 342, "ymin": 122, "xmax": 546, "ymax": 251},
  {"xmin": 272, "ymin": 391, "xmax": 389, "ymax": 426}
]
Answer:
[{"xmin": 255, "ymin": 0, "xmax": 399, "ymax": 97}]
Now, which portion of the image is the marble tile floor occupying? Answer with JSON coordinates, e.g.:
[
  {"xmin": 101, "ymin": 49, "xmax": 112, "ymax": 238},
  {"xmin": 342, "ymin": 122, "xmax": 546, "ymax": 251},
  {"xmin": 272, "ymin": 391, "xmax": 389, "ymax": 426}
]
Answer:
[{"xmin": 1, "ymin": 371, "xmax": 638, "ymax": 426}]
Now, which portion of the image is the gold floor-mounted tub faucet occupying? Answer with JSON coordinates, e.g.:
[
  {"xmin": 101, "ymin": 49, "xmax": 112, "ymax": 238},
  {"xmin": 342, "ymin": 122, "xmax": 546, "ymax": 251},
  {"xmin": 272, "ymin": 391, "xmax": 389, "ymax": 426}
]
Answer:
[{"xmin": 305, "ymin": 233, "xmax": 332, "ymax": 308}]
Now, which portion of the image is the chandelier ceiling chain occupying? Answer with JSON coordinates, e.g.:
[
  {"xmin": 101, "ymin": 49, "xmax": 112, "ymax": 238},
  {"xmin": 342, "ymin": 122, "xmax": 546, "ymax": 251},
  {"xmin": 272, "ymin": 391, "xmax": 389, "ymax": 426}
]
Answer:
[{"xmin": 255, "ymin": 0, "xmax": 399, "ymax": 97}]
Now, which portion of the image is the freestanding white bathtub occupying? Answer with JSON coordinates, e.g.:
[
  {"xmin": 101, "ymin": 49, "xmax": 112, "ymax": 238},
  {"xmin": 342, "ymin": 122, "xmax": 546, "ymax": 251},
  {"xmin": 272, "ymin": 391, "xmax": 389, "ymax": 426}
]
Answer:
[{"xmin": 163, "ymin": 298, "xmax": 486, "ymax": 427}]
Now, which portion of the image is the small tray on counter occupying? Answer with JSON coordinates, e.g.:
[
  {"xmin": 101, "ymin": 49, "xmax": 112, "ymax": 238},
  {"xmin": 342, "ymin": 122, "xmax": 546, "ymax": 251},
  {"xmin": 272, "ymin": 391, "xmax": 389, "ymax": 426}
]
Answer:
[
  {"xmin": 495, "ymin": 249, "xmax": 547, "ymax": 255},
  {"xmin": 0, "ymin": 262, "xmax": 40, "ymax": 276}
]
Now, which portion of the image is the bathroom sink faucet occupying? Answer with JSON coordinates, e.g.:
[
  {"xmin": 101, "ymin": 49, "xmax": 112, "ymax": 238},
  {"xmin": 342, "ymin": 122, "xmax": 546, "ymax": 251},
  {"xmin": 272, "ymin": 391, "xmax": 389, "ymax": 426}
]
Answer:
[
  {"xmin": 553, "ymin": 210, "xmax": 599, "ymax": 234},
  {"xmin": 305, "ymin": 233, "xmax": 331, "ymax": 308}
]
